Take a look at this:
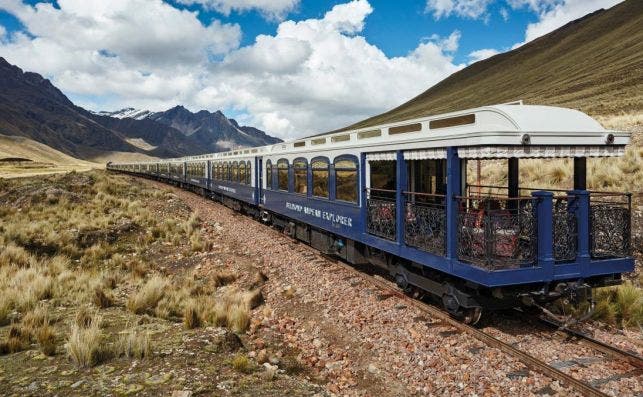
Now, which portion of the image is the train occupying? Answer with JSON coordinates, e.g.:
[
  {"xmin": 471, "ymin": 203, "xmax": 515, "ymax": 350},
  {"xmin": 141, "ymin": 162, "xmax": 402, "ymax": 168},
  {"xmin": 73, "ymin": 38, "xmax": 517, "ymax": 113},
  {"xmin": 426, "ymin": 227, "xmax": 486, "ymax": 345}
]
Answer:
[{"xmin": 107, "ymin": 103, "xmax": 634, "ymax": 324}]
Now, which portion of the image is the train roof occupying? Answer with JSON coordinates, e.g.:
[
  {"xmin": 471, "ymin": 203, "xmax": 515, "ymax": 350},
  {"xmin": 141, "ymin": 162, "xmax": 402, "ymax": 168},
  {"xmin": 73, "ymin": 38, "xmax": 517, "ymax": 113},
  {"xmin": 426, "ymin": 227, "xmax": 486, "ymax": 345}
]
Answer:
[{"xmin": 112, "ymin": 103, "xmax": 629, "ymax": 165}]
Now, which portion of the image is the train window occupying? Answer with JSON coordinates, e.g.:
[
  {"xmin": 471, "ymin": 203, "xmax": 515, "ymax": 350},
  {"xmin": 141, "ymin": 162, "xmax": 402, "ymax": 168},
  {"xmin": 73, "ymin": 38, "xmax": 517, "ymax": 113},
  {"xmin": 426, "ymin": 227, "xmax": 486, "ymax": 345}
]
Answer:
[
  {"xmin": 312, "ymin": 138, "xmax": 326, "ymax": 145},
  {"xmin": 370, "ymin": 160, "xmax": 396, "ymax": 199},
  {"xmin": 246, "ymin": 161, "xmax": 252, "ymax": 185},
  {"xmin": 232, "ymin": 161, "xmax": 239, "ymax": 182},
  {"xmin": 358, "ymin": 130, "xmax": 381, "ymax": 139},
  {"xmin": 334, "ymin": 157, "xmax": 358, "ymax": 203},
  {"xmin": 277, "ymin": 159, "xmax": 289, "ymax": 191},
  {"xmin": 312, "ymin": 157, "xmax": 329, "ymax": 199},
  {"xmin": 389, "ymin": 123, "xmax": 421, "ymax": 135},
  {"xmin": 239, "ymin": 161, "xmax": 246, "ymax": 184},
  {"xmin": 223, "ymin": 162, "xmax": 229, "ymax": 181},
  {"xmin": 294, "ymin": 141, "xmax": 306, "ymax": 148},
  {"xmin": 429, "ymin": 114, "xmax": 475, "ymax": 129},
  {"xmin": 266, "ymin": 160, "xmax": 273, "ymax": 189},
  {"xmin": 293, "ymin": 158, "xmax": 308, "ymax": 194},
  {"xmin": 331, "ymin": 134, "xmax": 350, "ymax": 143}
]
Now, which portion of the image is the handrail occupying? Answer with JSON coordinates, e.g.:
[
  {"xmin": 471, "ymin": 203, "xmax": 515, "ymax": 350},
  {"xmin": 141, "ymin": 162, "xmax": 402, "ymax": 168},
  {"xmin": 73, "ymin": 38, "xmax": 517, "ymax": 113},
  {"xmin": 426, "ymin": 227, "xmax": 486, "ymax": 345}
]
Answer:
[{"xmin": 402, "ymin": 191, "xmax": 446, "ymax": 198}]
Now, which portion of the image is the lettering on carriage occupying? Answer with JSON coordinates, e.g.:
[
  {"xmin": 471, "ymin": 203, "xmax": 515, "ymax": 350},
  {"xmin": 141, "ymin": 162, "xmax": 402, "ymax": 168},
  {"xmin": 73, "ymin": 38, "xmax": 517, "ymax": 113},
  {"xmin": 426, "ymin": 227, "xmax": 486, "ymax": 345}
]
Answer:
[
  {"xmin": 218, "ymin": 185, "xmax": 236, "ymax": 193},
  {"xmin": 285, "ymin": 202, "xmax": 352, "ymax": 227}
]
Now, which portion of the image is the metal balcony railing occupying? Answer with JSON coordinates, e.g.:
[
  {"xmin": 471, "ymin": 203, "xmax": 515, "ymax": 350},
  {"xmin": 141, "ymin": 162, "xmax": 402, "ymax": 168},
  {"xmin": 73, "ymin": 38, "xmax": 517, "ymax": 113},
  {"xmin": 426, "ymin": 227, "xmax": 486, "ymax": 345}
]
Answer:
[{"xmin": 403, "ymin": 192, "xmax": 446, "ymax": 256}]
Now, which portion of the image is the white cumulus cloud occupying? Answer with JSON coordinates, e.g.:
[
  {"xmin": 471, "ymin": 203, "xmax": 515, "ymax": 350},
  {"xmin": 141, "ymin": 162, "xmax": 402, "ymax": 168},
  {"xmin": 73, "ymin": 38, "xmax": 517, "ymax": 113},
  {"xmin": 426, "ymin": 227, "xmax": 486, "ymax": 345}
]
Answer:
[
  {"xmin": 468, "ymin": 48, "xmax": 499, "ymax": 63},
  {"xmin": 176, "ymin": 0, "xmax": 299, "ymax": 21},
  {"xmin": 0, "ymin": 0, "xmax": 465, "ymax": 140},
  {"xmin": 425, "ymin": 0, "xmax": 493, "ymax": 20},
  {"xmin": 509, "ymin": 0, "xmax": 624, "ymax": 43}
]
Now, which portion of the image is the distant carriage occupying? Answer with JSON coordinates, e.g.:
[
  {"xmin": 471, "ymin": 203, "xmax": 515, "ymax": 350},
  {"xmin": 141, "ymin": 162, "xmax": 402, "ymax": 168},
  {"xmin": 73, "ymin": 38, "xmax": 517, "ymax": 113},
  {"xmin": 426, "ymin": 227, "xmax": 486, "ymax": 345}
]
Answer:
[{"xmin": 108, "ymin": 103, "xmax": 633, "ymax": 324}]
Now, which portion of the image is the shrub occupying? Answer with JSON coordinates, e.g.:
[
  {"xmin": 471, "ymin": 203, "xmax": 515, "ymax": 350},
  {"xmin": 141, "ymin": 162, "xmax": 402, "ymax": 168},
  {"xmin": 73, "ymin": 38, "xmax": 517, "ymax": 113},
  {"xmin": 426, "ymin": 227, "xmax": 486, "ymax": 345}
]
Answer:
[
  {"xmin": 227, "ymin": 304, "xmax": 250, "ymax": 334},
  {"xmin": 37, "ymin": 325, "xmax": 57, "ymax": 356},
  {"xmin": 231, "ymin": 354, "xmax": 252, "ymax": 373},
  {"xmin": 92, "ymin": 285, "xmax": 114, "ymax": 309},
  {"xmin": 183, "ymin": 300, "xmax": 202, "ymax": 329},
  {"xmin": 127, "ymin": 276, "xmax": 169, "ymax": 314},
  {"xmin": 117, "ymin": 328, "xmax": 151, "ymax": 359},
  {"xmin": 616, "ymin": 282, "xmax": 643, "ymax": 328},
  {"xmin": 0, "ymin": 244, "xmax": 33, "ymax": 267},
  {"xmin": 0, "ymin": 325, "xmax": 30, "ymax": 355},
  {"xmin": 66, "ymin": 320, "xmax": 103, "ymax": 367},
  {"xmin": 21, "ymin": 304, "xmax": 51, "ymax": 331}
]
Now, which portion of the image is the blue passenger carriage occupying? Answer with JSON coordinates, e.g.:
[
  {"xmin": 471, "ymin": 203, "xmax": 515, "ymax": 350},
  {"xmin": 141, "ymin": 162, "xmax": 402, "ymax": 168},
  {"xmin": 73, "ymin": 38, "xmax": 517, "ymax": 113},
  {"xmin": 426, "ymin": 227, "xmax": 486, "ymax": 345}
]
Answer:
[{"xmin": 107, "ymin": 103, "xmax": 634, "ymax": 323}]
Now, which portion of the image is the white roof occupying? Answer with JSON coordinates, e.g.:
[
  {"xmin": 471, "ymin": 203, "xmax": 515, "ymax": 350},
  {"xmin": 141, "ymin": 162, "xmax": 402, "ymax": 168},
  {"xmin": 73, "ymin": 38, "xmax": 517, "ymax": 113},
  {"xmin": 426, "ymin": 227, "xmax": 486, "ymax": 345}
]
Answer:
[{"xmin": 110, "ymin": 103, "xmax": 629, "ymax": 165}]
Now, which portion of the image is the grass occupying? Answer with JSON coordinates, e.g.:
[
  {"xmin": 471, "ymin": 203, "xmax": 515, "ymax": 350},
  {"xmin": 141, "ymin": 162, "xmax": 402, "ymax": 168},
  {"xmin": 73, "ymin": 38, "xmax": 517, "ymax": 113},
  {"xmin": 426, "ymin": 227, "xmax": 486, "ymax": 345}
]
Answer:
[
  {"xmin": 37, "ymin": 325, "xmax": 58, "ymax": 356},
  {"xmin": 117, "ymin": 327, "xmax": 151, "ymax": 359},
  {"xmin": 592, "ymin": 282, "xmax": 643, "ymax": 328},
  {"xmin": 67, "ymin": 320, "xmax": 103, "ymax": 367},
  {"xmin": 231, "ymin": 354, "xmax": 253, "ymax": 373},
  {"xmin": 127, "ymin": 276, "xmax": 169, "ymax": 315}
]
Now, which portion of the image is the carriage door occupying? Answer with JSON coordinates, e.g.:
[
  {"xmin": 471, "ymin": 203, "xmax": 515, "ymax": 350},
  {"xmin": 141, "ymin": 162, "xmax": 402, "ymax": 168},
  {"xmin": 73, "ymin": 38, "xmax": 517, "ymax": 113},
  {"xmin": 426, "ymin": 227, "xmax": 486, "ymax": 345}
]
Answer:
[{"xmin": 366, "ymin": 154, "xmax": 397, "ymax": 241}]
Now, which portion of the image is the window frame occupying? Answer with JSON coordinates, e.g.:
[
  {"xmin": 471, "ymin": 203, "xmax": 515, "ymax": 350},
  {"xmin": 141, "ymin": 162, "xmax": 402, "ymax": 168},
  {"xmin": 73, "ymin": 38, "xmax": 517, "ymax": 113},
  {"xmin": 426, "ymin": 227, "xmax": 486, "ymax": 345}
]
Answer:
[
  {"xmin": 333, "ymin": 155, "xmax": 359, "ymax": 204},
  {"xmin": 246, "ymin": 161, "xmax": 252, "ymax": 185},
  {"xmin": 266, "ymin": 160, "xmax": 273, "ymax": 190},
  {"xmin": 293, "ymin": 157, "xmax": 308, "ymax": 195},
  {"xmin": 239, "ymin": 161, "xmax": 246, "ymax": 185},
  {"xmin": 277, "ymin": 158, "xmax": 289, "ymax": 192},
  {"xmin": 311, "ymin": 156, "xmax": 330, "ymax": 199}
]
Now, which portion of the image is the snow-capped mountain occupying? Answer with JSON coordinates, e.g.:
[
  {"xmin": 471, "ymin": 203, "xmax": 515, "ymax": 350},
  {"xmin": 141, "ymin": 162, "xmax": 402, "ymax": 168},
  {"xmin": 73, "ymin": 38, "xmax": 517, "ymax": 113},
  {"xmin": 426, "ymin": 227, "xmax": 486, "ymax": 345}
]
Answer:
[{"xmin": 91, "ymin": 108, "xmax": 153, "ymax": 120}]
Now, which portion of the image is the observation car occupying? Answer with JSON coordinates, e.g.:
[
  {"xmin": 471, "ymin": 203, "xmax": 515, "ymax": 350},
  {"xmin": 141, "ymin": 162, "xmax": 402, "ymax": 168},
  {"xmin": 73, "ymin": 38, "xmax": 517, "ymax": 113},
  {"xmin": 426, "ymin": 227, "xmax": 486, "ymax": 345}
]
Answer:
[{"xmin": 108, "ymin": 103, "xmax": 634, "ymax": 324}]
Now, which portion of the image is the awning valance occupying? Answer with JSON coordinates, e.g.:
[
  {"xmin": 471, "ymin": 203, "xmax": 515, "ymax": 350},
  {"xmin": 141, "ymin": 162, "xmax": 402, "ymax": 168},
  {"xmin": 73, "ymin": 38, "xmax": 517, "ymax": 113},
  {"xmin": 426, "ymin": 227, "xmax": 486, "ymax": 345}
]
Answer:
[
  {"xmin": 458, "ymin": 145, "xmax": 625, "ymax": 159},
  {"xmin": 403, "ymin": 148, "xmax": 447, "ymax": 160},
  {"xmin": 366, "ymin": 152, "xmax": 396, "ymax": 161}
]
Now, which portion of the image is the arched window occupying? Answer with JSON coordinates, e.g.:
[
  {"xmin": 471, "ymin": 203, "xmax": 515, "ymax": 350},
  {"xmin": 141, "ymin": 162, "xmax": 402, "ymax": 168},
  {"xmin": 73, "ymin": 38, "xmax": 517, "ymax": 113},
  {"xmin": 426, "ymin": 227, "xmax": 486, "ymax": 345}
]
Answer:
[
  {"xmin": 335, "ymin": 156, "xmax": 358, "ymax": 203},
  {"xmin": 266, "ymin": 160, "xmax": 272, "ymax": 189},
  {"xmin": 239, "ymin": 161, "xmax": 246, "ymax": 184},
  {"xmin": 216, "ymin": 163, "xmax": 221, "ymax": 180},
  {"xmin": 311, "ymin": 157, "xmax": 329, "ymax": 198},
  {"xmin": 224, "ymin": 162, "xmax": 229, "ymax": 181},
  {"xmin": 232, "ymin": 161, "xmax": 239, "ymax": 182},
  {"xmin": 246, "ymin": 161, "xmax": 252, "ymax": 185},
  {"xmin": 293, "ymin": 158, "xmax": 308, "ymax": 194},
  {"xmin": 277, "ymin": 159, "xmax": 289, "ymax": 191}
]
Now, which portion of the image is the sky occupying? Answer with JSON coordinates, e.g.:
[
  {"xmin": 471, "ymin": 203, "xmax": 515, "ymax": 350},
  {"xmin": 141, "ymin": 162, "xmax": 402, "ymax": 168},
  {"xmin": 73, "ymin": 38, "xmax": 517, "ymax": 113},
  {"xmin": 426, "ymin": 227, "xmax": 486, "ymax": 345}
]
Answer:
[{"xmin": 0, "ymin": 0, "xmax": 625, "ymax": 139}]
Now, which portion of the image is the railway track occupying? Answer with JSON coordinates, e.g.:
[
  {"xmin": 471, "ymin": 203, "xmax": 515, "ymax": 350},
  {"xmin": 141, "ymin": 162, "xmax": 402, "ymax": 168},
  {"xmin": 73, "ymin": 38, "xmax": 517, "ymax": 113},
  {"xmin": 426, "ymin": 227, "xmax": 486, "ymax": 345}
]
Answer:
[{"xmin": 293, "ymin": 245, "xmax": 642, "ymax": 397}]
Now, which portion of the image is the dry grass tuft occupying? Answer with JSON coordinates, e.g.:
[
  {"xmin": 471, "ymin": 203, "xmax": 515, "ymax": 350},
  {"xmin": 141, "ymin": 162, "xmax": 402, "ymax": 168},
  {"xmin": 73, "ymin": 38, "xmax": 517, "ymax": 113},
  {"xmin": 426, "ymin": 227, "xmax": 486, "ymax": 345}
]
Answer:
[
  {"xmin": 92, "ymin": 285, "xmax": 114, "ymax": 309},
  {"xmin": 21, "ymin": 304, "xmax": 51, "ymax": 330},
  {"xmin": 0, "ymin": 325, "xmax": 31, "ymax": 355},
  {"xmin": 37, "ymin": 325, "xmax": 57, "ymax": 356},
  {"xmin": 592, "ymin": 282, "xmax": 643, "ymax": 328},
  {"xmin": 183, "ymin": 299, "xmax": 202, "ymax": 329},
  {"xmin": 0, "ymin": 244, "xmax": 33, "ymax": 267},
  {"xmin": 66, "ymin": 314, "xmax": 104, "ymax": 367},
  {"xmin": 213, "ymin": 271, "xmax": 237, "ymax": 287},
  {"xmin": 127, "ymin": 276, "xmax": 169, "ymax": 315},
  {"xmin": 231, "ymin": 353, "xmax": 252, "ymax": 373},
  {"xmin": 117, "ymin": 327, "xmax": 151, "ymax": 359},
  {"xmin": 227, "ymin": 304, "xmax": 250, "ymax": 334}
]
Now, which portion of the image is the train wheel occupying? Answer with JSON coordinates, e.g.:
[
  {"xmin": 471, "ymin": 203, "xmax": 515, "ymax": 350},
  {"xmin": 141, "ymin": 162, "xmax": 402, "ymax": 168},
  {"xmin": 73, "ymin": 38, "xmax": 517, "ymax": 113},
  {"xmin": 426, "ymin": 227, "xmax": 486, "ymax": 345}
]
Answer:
[{"xmin": 462, "ymin": 307, "xmax": 482, "ymax": 325}]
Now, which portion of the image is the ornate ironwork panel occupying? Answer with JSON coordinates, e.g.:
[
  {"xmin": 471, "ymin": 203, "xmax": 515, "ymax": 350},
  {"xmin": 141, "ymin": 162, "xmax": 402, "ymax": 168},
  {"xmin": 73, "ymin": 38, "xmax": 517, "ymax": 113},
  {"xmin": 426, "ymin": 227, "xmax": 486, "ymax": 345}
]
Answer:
[
  {"xmin": 457, "ymin": 197, "xmax": 537, "ymax": 270},
  {"xmin": 553, "ymin": 198, "xmax": 577, "ymax": 262},
  {"xmin": 404, "ymin": 201, "xmax": 446, "ymax": 255},
  {"xmin": 367, "ymin": 198, "xmax": 396, "ymax": 241},
  {"xmin": 590, "ymin": 203, "xmax": 630, "ymax": 258}
]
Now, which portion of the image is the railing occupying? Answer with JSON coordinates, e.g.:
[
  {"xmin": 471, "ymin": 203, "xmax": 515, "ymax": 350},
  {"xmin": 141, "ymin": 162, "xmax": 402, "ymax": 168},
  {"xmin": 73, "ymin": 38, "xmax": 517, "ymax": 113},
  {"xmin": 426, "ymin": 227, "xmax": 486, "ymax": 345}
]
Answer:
[
  {"xmin": 404, "ymin": 192, "xmax": 446, "ymax": 256},
  {"xmin": 590, "ymin": 193, "xmax": 631, "ymax": 259},
  {"xmin": 456, "ymin": 196, "xmax": 537, "ymax": 270},
  {"xmin": 553, "ymin": 195, "xmax": 578, "ymax": 263},
  {"xmin": 366, "ymin": 188, "xmax": 396, "ymax": 241}
]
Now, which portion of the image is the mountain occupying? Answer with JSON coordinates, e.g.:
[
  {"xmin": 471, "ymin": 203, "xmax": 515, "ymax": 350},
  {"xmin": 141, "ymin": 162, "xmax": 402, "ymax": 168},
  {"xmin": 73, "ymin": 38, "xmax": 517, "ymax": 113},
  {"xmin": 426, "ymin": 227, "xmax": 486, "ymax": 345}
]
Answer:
[
  {"xmin": 341, "ymin": 0, "xmax": 642, "ymax": 131},
  {"xmin": 147, "ymin": 106, "xmax": 283, "ymax": 151},
  {"xmin": 0, "ymin": 57, "xmax": 282, "ymax": 161},
  {"xmin": 0, "ymin": 57, "xmax": 142, "ymax": 159}
]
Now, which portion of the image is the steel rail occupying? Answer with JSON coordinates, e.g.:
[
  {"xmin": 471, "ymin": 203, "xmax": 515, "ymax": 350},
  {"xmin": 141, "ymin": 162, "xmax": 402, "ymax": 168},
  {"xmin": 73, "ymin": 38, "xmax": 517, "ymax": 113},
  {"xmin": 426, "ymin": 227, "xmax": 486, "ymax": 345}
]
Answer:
[
  {"xmin": 538, "ymin": 317, "xmax": 643, "ymax": 370},
  {"xmin": 306, "ymin": 251, "xmax": 612, "ymax": 397}
]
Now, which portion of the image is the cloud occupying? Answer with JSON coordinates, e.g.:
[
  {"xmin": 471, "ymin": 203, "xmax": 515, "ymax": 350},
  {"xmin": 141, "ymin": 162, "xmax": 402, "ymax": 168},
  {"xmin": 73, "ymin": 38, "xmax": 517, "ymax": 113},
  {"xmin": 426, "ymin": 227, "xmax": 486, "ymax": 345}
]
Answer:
[
  {"xmin": 176, "ymin": 0, "xmax": 299, "ymax": 21},
  {"xmin": 0, "ymin": 0, "xmax": 464, "ymax": 139},
  {"xmin": 468, "ymin": 48, "xmax": 499, "ymax": 63},
  {"xmin": 509, "ymin": 0, "xmax": 624, "ymax": 43},
  {"xmin": 0, "ymin": 24, "xmax": 5, "ymax": 40},
  {"xmin": 425, "ymin": 0, "xmax": 493, "ymax": 20},
  {"xmin": 207, "ymin": 0, "xmax": 464, "ymax": 137},
  {"xmin": 499, "ymin": 7, "xmax": 509, "ymax": 21}
]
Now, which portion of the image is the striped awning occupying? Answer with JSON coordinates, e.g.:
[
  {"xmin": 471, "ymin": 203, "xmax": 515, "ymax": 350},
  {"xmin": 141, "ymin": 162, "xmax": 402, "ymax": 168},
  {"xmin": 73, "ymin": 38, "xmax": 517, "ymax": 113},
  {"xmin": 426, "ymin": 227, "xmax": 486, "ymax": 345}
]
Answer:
[
  {"xmin": 403, "ymin": 148, "xmax": 447, "ymax": 160},
  {"xmin": 366, "ymin": 152, "xmax": 396, "ymax": 161},
  {"xmin": 458, "ymin": 145, "xmax": 625, "ymax": 159}
]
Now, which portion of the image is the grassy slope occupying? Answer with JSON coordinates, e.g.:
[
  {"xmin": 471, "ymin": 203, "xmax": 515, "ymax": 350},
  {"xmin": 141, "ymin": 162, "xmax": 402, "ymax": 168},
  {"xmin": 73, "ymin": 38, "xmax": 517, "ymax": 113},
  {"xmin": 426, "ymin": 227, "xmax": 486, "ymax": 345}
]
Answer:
[
  {"xmin": 342, "ymin": 0, "xmax": 642, "ymax": 131},
  {"xmin": 0, "ymin": 134, "xmax": 99, "ymax": 178}
]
